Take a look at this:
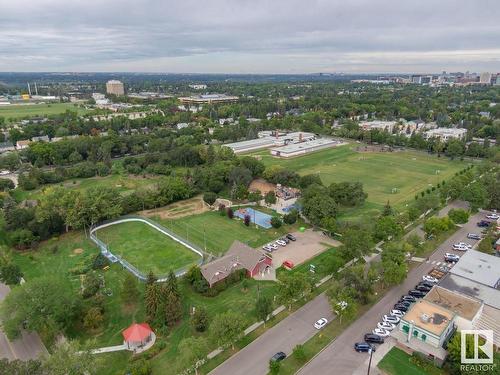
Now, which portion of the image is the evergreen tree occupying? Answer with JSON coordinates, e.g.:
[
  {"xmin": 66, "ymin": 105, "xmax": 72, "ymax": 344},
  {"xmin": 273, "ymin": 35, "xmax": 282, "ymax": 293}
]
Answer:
[
  {"xmin": 381, "ymin": 200, "xmax": 393, "ymax": 216},
  {"xmin": 144, "ymin": 272, "xmax": 160, "ymax": 322}
]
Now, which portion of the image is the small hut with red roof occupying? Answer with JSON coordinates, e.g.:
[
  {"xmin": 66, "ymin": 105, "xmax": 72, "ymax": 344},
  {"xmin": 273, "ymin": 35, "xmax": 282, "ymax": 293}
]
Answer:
[{"xmin": 122, "ymin": 323, "xmax": 155, "ymax": 351}]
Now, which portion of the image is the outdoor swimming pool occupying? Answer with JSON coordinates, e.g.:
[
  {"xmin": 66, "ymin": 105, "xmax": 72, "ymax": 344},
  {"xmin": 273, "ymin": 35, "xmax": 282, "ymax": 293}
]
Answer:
[{"xmin": 234, "ymin": 207, "xmax": 273, "ymax": 229}]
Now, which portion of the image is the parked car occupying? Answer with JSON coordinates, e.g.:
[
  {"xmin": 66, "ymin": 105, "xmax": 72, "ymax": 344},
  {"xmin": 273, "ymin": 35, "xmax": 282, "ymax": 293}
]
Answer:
[
  {"xmin": 314, "ymin": 318, "xmax": 328, "ymax": 330},
  {"xmin": 408, "ymin": 289, "xmax": 427, "ymax": 298},
  {"xmin": 286, "ymin": 233, "xmax": 297, "ymax": 241},
  {"xmin": 452, "ymin": 242, "xmax": 472, "ymax": 251},
  {"xmin": 383, "ymin": 315, "xmax": 400, "ymax": 324},
  {"xmin": 372, "ymin": 328, "xmax": 390, "ymax": 337},
  {"xmin": 280, "ymin": 236, "xmax": 290, "ymax": 244},
  {"xmin": 467, "ymin": 233, "xmax": 482, "ymax": 240},
  {"xmin": 282, "ymin": 260, "xmax": 294, "ymax": 269},
  {"xmin": 422, "ymin": 275, "xmax": 439, "ymax": 284},
  {"xmin": 275, "ymin": 239, "xmax": 287, "ymax": 247},
  {"xmin": 262, "ymin": 245, "xmax": 273, "ymax": 252},
  {"xmin": 397, "ymin": 300, "xmax": 411, "ymax": 307},
  {"xmin": 444, "ymin": 253, "xmax": 460, "ymax": 263},
  {"xmin": 394, "ymin": 304, "xmax": 409, "ymax": 312},
  {"xmin": 415, "ymin": 284, "xmax": 432, "ymax": 292},
  {"xmin": 354, "ymin": 343, "xmax": 375, "ymax": 353},
  {"xmin": 390, "ymin": 309, "xmax": 404, "ymax": 318},
  {"xmin": 268, "ymin": 243, "xmax": 279, "ymax": 250},
  {"xmin": 486, "ymin": 213, "xmax": 499, "ymax": 220},
  {"xmin": 364, "ymin": 334, "xmax": 384, "ymax": 344},
  {"xmin": 477, "ymin": 220, "xmax": 490, "ymax": 228},
  {"xmin": 271, "ymin": 352, "xmax": 287, "ymax": 362},
  {"xmin": 377, "ymin": 321, "xmax": 395, "ymax": 331},
  {"xmin": 401, "ymin": 295, "xmax": 416, "ymax": 303},
  {"xmin": 419, "ymin": 280, "xmax": 435, "ymax": 288}
]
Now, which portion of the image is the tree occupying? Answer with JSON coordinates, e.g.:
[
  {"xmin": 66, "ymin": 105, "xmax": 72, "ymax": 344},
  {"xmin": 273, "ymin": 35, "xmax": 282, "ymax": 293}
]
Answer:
[
  {"xmin": 283, "ymin": 209, "xmax": 298, "ymax": 224},
  {"xmin": 328, "ymin": 288, "xmax": 357, "ymax": 324},
  {"xmin": 0, "ymin": 276, "xmax": 80, "ymax": 341},
  {"xmin": 374, "ymin": 216, "xmax": 403, "ymax": 241},
  {"xmin": 209, "ymin": 311, "xmax": 246, "ymax": 350},
  {"xmin": 162, "ymin": 271, "xmax": 182, "ymax": 326},
  {"xmin": 203, "ymin": 192, "xmax": 217, "ymax": 205},
  {"xmin": 0, "ymin": 262, "xmax": 23, "ymax": 285},
  {"xmin": 144, "ymin": 272, "xmax": 161, "ymax": 322},
  {"xmin": 247, "ymin": 190, "xmax": 262, "ymax": 204},
  {"xmin": 328, "ymin": 182, "xmax": 367, "ymax": 206},
  {"xmin": 0, "ymin": 359, "xmax": 43, "ymax": 375},
  {"xmin": 270, "ymin": 216, "xmax": 282, "ymax": 228},
  {"xmin": 423, "ymin": 216, "xmax": 455, "ymax": 237},
  {"xmin": 269, "ymin": 359, "xmax": 281, "ymax": 374},
  {"xmin": 445, "ymin": 140, "xmax": 465, "ymax": 159},
  {"xmin": 447, "ymin": 208, "xmax": 469, "ymax": 224},
  {"xmin": 264, "ymin": 191, "xmax": 277, "ymax": 205},
  {"xmin": 293, "ymin": 344, "xmax": 307, "ymax": 362},
  {"xmin": 178, "ymin": 337, "xmax": 208, "ymax": 375},
  {"xmin": 191, "ymin": 306, "xmax": 209, "ymax": 332},
  {"xmin": 121, "ymin": 273, "xmax": 140, "ymax": 305},
  {"xmin": 381, "ymin": 243, "xmax": 408, "ymax": 285},
  {"xmin": 340, "ymin": 228, "xmax": 374, "ymax": 259},
  {"xmin": 0, "ymin": 178, "xmax": 15, "ymax": 191},
  {"xmin": 278, "ymin": 273, "xmax": 310, "ymax": 310},
  {"xmin": 42, "ymin": 340, "xmax": 101, "ymax": 375},
  {"xmin": 83, "ymin": 307, "xmax": 104, "ymax": 330},
  {"xmin": 255, "ymin": 295, "xmax": 273, "ymax": 326},
  {"xmin": 226, "ymin": 207, "xmax": 234, "ymax": 219},
  {"xmin": 381, "ymin": 201, "xmax": 393, "ymax": 216},
  {"xmin": 244, "ymin": 214, "xmax": 251, "ymax": 226}
]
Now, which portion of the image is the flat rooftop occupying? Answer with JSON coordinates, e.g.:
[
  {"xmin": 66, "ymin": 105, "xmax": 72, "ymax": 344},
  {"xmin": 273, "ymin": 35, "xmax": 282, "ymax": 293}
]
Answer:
[
  {"xmin": 403, "ymin": 300, "xmax": 454, "ymax": 336},
  {"xmin": 270, "ymin": 138, "xmax": 342, "ymax": 154},
  {"xmin": 424, "ymin": 286, "xmax": 482, "ymax": 320},
  {"xmin": 225, "ymin": 137, "xmax": 275, "ymax": 152},
  {"xmin": 450, "ymin": 249, "xmax": 500, "ymax": 288},
  {"xmin": 439, "ymin": 273, "xmax": 500, "ymax": 309}
]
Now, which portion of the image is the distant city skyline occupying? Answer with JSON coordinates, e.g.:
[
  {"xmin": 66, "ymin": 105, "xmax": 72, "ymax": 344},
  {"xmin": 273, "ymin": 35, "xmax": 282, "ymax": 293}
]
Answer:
[{"xmin": 1, "ymin": 0, "xmax": 499, "ymax": 73}]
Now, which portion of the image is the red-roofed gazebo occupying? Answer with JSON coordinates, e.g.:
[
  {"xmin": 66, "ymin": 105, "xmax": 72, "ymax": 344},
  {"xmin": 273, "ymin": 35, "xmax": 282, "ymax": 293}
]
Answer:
[{"xmin": 122, "ymin": 323, "xmax": 154, "ymax": 351}]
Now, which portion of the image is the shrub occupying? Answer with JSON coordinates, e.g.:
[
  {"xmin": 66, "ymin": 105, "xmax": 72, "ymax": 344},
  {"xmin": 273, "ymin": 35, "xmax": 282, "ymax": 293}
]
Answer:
[
  {"xmin": 270, "ymin": 216, "xmax": 283, "ymax": 228},
  {"xmin": 283, "ymin": 209, "xmax": 298, "ymax": 225},
  {"xmin": 92, "ymin": 253, "xmax": 110, "ymax": 270},
  {"xmin": 218, "ymin": 203, "xmax": 226, "ymax": 216},
  {"xmin": 191, "ymin": 307, "xmax": 209, "ymax": 332},
  {"xmin": 203, "ymin": 192, "xmax": 217, "ymax": 206},
  {"xmin": 226, "ymin": 207, "xmax": 234, "ymax": 219},
  {"xmin": 448, "ymin": 208, "xmax": 469, "ymax": 224},
  {"xmin": 293, "ymin": 344, "xmax": 307, "ymax": 362},
  {"xmin": 269, "ymin": 360, "xmax": 280, "ymax": 374},
  {"xmin": 244, "ymin": 214, "xmax": 251, "ymax": 226}
]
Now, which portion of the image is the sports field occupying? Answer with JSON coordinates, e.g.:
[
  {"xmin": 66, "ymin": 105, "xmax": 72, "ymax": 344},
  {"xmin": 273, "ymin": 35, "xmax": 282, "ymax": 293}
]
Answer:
[
  {"xmin": 0, "ymin": 102, "xmax": 90, "ymax": 121},
  {"xmin": 95, "ymin": 221, "xmax": 200, "ymax": 275},
  {"xmin": 251, "ymin": 144, "xmax": 468, "ymax": 217}
]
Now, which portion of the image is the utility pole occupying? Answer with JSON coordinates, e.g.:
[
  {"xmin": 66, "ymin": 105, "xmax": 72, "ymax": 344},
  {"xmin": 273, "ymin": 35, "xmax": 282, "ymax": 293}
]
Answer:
[{"xmin": 367, "ymin": 347, "xmax": 373, "ymax": 375}]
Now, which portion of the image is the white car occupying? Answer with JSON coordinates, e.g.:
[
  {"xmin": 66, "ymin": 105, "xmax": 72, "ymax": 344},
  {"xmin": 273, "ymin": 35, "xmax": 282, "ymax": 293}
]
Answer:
[
  {"xmin": 390, "ymin": 309, "xmax": 404, "ymax": 318},
  {"xmin": 262, "ymin": 245, "xmax": 273, "ymax": 252},
  {"xmin": 422, "ymin": 275, "xmax": 439, "ymax": 284},
  {"xmin": 314, "ymin": 318, "xmax": 328, "ymax": 330},
  {"xmin": 486, "ymin": 213, "xmax": 499, "ymax": 220},
  {"xmin": 275, "ymin": 239, "xmax": 287, "ymax": 247},
  {"xmin": 452, "ymin": 242, "xmax": 471, "ymax": 251},
  {"xmin": 268, "ymin": 243, "xmax": 279, "ymax": 250},
  {"xmin": 444, "ymin": 253, "xmax": 460, "ymax": 262},
  {"xmin": 372, "ymin": 328, "xmax": 390, "ymax": 337},
  {"xmin": 383, "ymin": 315, "xmax": 400, "ymax": 324},
  {"xmin": 377, "ymin": 321, "xmax": 395, "ymax": 331}
]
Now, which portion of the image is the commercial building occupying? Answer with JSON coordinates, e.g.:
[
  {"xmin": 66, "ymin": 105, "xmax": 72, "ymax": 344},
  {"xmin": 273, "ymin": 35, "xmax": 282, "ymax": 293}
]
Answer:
[
  {"xmin": 106, "ymin": 80, "xmax": 125, "ymax": 96},
  {"xmin": 270, "ymin": 138, "xmax": 345, "ymax": 158},
  {"xmin": 424, "ymin": 127, "xmax": 467, "ymax": 141},
  {"xmin": 359, "ymin": 120, "xmax": 397, "ymax": 133},
  {"xmin": 178, "ymin": 94, "xmax": 239, "ymax": 104},
  {"xmin": 189, "ymin": 84, "xmax": 207, "ymax": 90},
  {"xmin": 480, "ymin": 72, "xmax": 492, "ymax": 85},
  {"xmin": 224, "ymin": 132, "xmax": 315, "ymax": 154}
]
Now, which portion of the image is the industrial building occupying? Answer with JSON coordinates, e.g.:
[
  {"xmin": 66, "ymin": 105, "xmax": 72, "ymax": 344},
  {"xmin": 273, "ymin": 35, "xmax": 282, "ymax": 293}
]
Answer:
[
  {"xmin": 224, "ymin": 132, "xmax": 316, "ymax": 154},
  {"xmin": 106, "ymin": 80, "xmax": 125, "ymax": 96},
  {"xmin": 270, "ymin": 138, "xmax": 345, "ymax": 158},
  {"xmin": 178, "ymin": 94, "xmax": 239, "ymax": 104}
]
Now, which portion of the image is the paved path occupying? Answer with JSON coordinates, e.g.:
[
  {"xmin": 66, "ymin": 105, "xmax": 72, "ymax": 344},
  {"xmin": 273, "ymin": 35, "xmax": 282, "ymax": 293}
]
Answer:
[
  {"xmin": 209, "ymin": 293, "xmax": 334, "ymax": 375},
  {"xmin": 0, "ymin": 282, "xmax": 48, "ymax": 361},
  {"xmin": 297, "ymin": 207, "xmax": 484, "ymax": 375}
]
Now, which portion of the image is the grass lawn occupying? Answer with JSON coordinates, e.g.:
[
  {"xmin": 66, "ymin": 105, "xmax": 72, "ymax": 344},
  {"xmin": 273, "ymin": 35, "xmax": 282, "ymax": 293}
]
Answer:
[
  {"xmin": 156, "ymin": 210, "xmax": 299, "ymax": 256},
  {"xmin": 0, "ymin": 102, "xmax": 90, "ymax": 122},
  {"xmin": 378, "ymin": 347, "xmax": 445, "ymax": 375},
  {"xmin": 95, "ymin": 221, "xmax": 200, "ymax": 275},
  {"xmin": 11, "ymin": 174, "xmax": 161, "ymax": 202},
  {"xmin": 250, "ymin": 144, "xmax": 468, "ymax": 219}
]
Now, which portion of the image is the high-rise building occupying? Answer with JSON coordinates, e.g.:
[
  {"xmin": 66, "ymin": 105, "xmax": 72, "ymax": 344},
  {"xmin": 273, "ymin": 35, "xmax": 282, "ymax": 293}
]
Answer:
[
  {"xmin": 479, "ymin": 72, "xmax": 492, "ymax": 85},
  {"xmin": 106, "ymin": 80, "xmax": 125, "ymax": 96}
]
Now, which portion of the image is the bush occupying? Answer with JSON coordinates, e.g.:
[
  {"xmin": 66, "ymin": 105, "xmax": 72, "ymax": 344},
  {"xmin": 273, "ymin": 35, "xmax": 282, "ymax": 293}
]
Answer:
[
  {"xmin": 293, "ymin": 344, "xmax": 307, "ymax": 362},
  {"xmin": 203, "ymin": 192, "xmax": 217, "ymax": 206},
  {"xmin": 244, "ymin": 214, "xmax": 251, "ymax": 226},
  {"xmin": 191, "ymin": 307, "xmax": 209, "ymax": 332},
  {"xmin": 283, "ymin": 209, "xmax": 298, "ymax": 224},
  {"xmin": 92, "ymin": 253, "xmax": 110, "ymax": 270},
  {"xmin": 270, "ymin": 216, "xmax": 283, "ymax": 228},
  {"xmin": 448, "ymin": 208, "xmax": 469, "ymax": 224},
  {"xmin": 269, "ymin": 360, "xmax": 281, "ymax": 374},
  {"xmin": 227, "ymin": 207, "xmax": 234, "ymax": 219}
]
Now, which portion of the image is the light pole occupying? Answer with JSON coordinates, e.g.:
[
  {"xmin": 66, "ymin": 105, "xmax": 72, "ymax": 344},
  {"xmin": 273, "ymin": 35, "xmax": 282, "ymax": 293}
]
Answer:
[{"xmin": 367, "ymin": 347, "xmax": 374, "ymax": 375}]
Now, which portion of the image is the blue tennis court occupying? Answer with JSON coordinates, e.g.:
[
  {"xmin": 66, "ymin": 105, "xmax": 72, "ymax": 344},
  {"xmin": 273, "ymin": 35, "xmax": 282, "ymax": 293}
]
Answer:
[{"xmin": 234, "ymin": 207, "xmax": 273, "ymax": 229}]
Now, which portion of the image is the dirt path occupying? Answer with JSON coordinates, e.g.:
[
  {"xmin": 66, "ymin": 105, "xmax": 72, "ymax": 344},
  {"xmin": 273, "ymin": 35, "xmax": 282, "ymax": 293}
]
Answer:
[{"xmin": 139, "ymin": 195, "xmax": 209, "ymax": 219}]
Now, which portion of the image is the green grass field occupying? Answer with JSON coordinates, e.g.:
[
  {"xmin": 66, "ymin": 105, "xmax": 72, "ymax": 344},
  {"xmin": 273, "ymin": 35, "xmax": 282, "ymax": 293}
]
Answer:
[
  {"xmin": 378, "ymin": 347, "xmax": 445, "ymax": 375},
  {"xmin": 95, "ymin": 221, "xmax": 200, "ymax": 275},
  {"xmin": 156, "ymin": 210, "xmax": 298, "ymax": 256},
  {"xmin": 0, "ymin": 102, "xmax": 90, "ymax": 122},
  {"xmin": 251, "ymin": 145, "xmax": 468, "ymax": 218}
]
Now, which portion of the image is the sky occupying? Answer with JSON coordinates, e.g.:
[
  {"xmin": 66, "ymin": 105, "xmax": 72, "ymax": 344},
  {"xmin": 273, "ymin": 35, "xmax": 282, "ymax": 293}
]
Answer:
[{"xmin": 1, "ymin": 0, "xmax": 499, "ymax": 74}]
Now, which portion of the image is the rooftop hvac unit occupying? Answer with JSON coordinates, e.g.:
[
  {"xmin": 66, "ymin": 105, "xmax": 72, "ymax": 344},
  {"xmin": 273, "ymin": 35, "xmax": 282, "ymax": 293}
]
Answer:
[{"xmin": 420, "ymin": 313, "xmax": 431, "ymax": 323}]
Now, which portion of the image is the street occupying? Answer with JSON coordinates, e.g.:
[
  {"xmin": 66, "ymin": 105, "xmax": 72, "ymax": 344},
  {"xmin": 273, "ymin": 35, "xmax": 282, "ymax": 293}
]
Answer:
[
  {"xmin": 209, "ymin": 293, "xmax": 334, "ymax": 375},
  {"xmin": 0, "ymin": 282, "xmax": 48, "ymax": 361},
  {"xmin": 297, "ymin": 208, "xmax": 486, "ymax": 375}
]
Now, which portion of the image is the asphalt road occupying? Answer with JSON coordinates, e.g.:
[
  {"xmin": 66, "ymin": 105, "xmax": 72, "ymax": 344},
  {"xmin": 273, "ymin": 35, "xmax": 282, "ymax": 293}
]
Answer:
[
  {"xmin": 0, "ymin": 282, "xmax": 47, "ymax": 361},
  {"xmin": 297, "ymin": 208, "xmax": 487, "ymax": 375},
  {"xmin": 209, "ymin": 293, "xmax": 334, "ymax": 375}
]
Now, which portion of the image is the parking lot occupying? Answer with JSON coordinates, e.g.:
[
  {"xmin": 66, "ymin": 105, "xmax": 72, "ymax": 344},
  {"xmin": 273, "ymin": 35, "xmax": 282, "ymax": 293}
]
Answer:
[
  {"xmin": 298, "ymin": 207, "xmax": 491, "ymax": 375},
  {"xmin": 265, "ymin": 229, "xmax": 340, "ymax": 268}
]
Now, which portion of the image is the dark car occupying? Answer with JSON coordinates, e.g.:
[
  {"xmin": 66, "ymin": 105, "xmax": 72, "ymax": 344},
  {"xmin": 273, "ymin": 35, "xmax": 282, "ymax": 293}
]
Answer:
[
  {"xmin": 401, "ymin": 295, "xmax": 416, "ymax": 303},
  {"xmin": 364, "ymin": 334, "xmax": 384, "ymax": 344},
  {"xmin": 467, "ymin": 233, "xmax": 481, "ymax": 240},
  {"xmin": 419, "ymin": 280, "xmax": 435, "ymax": 288},
  {"xmin": 415, "ymin": 284, "xmax": 432, "ymax": 292},
  {"xmin": 394, "ymin": 304, "xmax": 409, "ymax": 312},
  {"xmin": 271, "ymin": 352, "xmax": 287, "ymax": 362},
  {"xmin": 477, "ymin": 220, "xmax": 490, "ymax": 228},
  {"xmin": 280, "ymin": 236, "xmax": 290, "ymax": 244},
  {"xmin": 408, "ymin": 289, "xmax": 426, "ymax": 298},
  {"xmin": 354, "ymin": 343, "xmax": 375, "ymax": 352},
  {"xmin": 397, "ymin": 300, "xmax": 411, "ymax": 307},
  {"xmin": 286, "ymin": 233, "xmax": 297, "ymax": 241}
]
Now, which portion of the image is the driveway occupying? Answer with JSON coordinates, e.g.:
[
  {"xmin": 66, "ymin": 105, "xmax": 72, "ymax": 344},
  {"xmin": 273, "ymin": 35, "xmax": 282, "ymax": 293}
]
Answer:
[
  {"xmin": 271, "ymin": 229, "xmax": 340, "ymax": 267},
  {"xmin": 209, "ymin": 293, "xmax": 334, "ymax": 375},
  {"xmin": 0, "ymin": 282, "xmax": 48, "ymax": 361},
  {"xmin": 297, "ymin": 207, "xmax": 485, "ymax": 375}
]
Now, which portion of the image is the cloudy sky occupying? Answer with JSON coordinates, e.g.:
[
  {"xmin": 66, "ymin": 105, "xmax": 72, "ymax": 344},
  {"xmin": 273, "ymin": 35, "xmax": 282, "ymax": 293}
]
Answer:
[{"xmin": 1, "ymin": 0, "xmax": 499, "ymax": 73}]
